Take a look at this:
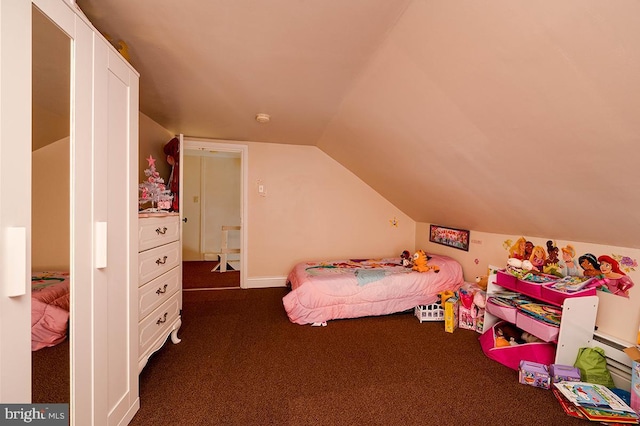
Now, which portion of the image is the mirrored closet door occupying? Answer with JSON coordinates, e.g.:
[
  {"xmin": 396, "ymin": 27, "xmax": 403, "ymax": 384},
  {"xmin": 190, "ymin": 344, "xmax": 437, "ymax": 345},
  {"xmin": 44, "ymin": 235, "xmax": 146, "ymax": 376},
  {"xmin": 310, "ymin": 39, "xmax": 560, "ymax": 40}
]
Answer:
[{"xmin": 31, "ymin": 3, "xmax": 71, "ymax": 404}]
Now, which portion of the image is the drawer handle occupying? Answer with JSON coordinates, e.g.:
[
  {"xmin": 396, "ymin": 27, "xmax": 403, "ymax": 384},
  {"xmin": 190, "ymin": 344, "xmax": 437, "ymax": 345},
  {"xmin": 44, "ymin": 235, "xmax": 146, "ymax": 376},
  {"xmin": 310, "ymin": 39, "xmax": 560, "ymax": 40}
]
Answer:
[
  {"xmin": 156, "ymin": 256, "xmax": 168, "ymax": 265},
  {"xmin": 156, "ymin": 312, "xmax": 168, "ymax": 325},
  {"xmin": 155, "ymin": 226, "xmax": 168, "ymax": 235},
  {"xmin": 156, "ymin": 284, "xmax": 168, "ymax": 295}
]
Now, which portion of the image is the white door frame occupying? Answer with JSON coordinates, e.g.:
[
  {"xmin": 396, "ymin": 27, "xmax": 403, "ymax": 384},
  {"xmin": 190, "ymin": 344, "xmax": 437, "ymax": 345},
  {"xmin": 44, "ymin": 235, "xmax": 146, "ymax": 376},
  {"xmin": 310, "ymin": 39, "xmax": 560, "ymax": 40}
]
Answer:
[{"xmin": 182, "ymin": 138, "xmax": 248, "ymax": 289}]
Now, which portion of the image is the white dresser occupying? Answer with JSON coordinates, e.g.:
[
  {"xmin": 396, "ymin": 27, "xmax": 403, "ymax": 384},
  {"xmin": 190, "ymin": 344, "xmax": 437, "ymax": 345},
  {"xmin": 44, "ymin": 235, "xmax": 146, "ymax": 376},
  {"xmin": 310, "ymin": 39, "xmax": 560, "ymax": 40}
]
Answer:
[{"xmin": 138, "ymin": 213, "xmax": 183, "ymax": 373}]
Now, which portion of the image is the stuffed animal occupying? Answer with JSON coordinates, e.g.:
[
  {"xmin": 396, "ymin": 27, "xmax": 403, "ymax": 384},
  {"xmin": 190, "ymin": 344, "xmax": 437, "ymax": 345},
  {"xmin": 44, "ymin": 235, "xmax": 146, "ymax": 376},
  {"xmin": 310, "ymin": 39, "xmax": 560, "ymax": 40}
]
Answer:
[
  {"xmin": 412, "ymin": 250, "xmax": 440, "ymax": 273},
  {"xmin": 495, "ymin": 322, "xmax": 525, "ymax": 345},
  {"xmin": 475, "ymin": 275, "xmax": 488, "ymax": 291},
  {"xmin": 439, "ymin": 290, "xmax": 455, "ymax": 305},
  {"xmin": 400, "ymin": 250, "xmax": 413, "ymax": 268},
  {"xmin": 473, "ymin": 290, "xmax": 486, "ymax": 309}
]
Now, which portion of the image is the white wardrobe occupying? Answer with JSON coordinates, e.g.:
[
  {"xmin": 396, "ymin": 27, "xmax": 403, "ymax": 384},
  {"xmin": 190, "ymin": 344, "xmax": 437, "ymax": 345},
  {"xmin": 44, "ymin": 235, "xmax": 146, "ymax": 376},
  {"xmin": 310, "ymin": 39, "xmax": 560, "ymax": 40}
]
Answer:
[{"xmin": 0, "ymin": 1, "xmax": 139, "ymax": 425}]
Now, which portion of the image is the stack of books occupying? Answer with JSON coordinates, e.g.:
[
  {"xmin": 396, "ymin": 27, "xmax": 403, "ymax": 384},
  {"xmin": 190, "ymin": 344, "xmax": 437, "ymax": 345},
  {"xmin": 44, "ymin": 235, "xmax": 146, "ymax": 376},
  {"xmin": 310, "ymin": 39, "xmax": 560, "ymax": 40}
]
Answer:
[{"xmin": 553, "ymin": 382, "xmax": 639, "ymax": 424}]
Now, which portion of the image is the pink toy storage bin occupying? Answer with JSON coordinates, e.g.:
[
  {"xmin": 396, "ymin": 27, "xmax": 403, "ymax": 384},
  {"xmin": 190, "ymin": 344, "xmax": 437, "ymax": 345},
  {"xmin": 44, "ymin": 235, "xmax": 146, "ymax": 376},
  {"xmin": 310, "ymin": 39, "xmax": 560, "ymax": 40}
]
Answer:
[
  {"xmin": 516, "ymin": 273, "xmax": 559, "ymax": 298},
  {"xmin": 479, "ymin": 321, "xmax": 556, "ymax": 371},
  {"xmin": 485, "ymin": 298, "xmax": 517, "ymax": 323},
  {"xmin": 515, "ymin": 312, "xmax": 559, "ymax": 342},
  {"xmin": 495, "ymin": 270, "xmax": 517, "ymax": 291},
  {"xmin": 540, "ymin": 282, "xmax": 597, "ymax": 306}
]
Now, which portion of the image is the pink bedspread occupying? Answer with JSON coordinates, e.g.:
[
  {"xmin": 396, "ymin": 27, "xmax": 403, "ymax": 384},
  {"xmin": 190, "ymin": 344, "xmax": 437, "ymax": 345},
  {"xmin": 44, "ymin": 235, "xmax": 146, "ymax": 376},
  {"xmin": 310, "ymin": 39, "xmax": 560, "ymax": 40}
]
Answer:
[
  {"xmin": 283, "ymin": 254, "xmax": 464, "ymax": 325},
  {"xmin": 31, "ymin": 272, "xmax": 70, "ymax": 351}
]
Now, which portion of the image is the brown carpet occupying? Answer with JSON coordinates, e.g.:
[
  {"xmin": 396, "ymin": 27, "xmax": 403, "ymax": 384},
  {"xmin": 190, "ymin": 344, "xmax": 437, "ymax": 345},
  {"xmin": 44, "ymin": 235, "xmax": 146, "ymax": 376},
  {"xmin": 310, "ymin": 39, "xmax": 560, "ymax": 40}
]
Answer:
[
  {"xmin": 32, "ymin": 339, "xmax": 70, "ymax": 404},
  {"xmin": 183, "ymin": 260, "xmax": 240, "ymax": 289},
  {"xmin": 127, "ymin": 288, "xmax": 584, "ymax": 426}
]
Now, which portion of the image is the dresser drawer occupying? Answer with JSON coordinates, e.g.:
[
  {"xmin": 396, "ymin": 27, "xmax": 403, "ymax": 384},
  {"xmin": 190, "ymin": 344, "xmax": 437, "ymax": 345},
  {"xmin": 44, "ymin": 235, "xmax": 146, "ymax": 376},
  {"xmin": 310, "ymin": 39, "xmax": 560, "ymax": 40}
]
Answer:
[
  {"xmin": 138, "ymin": 241, "xmax": 180, "ymax": 285},
  {"xmin": 139, "ymin": 266, "xmax": 180, "ymax": 319},
  {"xmin": 138, "ymin": 215, "xmax": 180, "ymax": 252},
  {"xmin": 139, "ymin": 292, "xmax": 181, "ymax": 356}
]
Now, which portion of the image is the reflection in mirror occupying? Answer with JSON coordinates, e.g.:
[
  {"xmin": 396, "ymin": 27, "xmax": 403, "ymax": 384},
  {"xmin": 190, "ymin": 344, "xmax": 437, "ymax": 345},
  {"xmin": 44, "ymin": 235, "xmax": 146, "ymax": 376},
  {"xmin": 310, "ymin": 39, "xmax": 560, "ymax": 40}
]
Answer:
[{"xmin": 31, "ymin": 5, "xmax": 71, "ymax": 404}]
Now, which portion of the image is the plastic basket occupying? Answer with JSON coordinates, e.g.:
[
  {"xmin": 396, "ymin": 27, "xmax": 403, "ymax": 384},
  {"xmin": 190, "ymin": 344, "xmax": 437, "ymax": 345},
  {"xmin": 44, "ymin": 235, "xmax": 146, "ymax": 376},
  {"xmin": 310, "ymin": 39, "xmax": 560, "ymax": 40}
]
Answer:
[{"xmin": 415, "ymin": 303, "xmax": 444, "ymax": 323}]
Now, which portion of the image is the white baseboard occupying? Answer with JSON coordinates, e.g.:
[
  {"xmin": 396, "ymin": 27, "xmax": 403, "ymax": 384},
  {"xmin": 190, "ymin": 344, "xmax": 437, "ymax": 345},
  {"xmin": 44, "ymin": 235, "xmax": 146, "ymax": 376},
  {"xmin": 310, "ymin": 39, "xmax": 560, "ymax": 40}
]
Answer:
[{"xmin": 244, "ymin": 276, "xmax": 288, "ymax": 289}]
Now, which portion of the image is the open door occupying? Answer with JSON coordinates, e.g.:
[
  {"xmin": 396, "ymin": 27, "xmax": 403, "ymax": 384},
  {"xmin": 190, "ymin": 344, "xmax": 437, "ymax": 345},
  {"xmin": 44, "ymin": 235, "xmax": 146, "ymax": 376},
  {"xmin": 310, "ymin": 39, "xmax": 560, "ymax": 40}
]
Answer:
[{"xmin": 179, "ymin": 134, "xmax": 185, "ymax": 236}]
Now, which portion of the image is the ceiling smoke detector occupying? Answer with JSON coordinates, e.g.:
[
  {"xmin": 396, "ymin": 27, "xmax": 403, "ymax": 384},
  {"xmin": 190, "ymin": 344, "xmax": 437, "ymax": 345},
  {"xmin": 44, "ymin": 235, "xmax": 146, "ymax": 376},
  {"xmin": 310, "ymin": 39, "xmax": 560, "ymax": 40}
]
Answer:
[{"xmin": 255, "ymin": 113, "xmax": 270, "ymax": 123}]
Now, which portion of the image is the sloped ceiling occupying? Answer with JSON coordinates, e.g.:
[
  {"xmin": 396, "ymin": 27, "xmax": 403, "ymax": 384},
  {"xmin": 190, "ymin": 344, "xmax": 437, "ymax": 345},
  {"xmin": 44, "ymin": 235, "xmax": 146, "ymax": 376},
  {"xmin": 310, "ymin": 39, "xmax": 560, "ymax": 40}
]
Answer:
[{"xmin": 74, "ymin": 0, "xmax": 640, "ymax": 249}]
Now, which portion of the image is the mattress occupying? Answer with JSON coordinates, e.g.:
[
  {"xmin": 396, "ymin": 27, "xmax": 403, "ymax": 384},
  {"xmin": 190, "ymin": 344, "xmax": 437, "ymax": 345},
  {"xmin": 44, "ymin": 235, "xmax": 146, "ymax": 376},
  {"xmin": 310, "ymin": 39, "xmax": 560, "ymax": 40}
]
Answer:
[
  {"xmin": 283, "ymin": 254, "xmax": 464, "ymax": 325},
  {"xmin": 31, "ymin": 271, "xmax": 70, "ymax": 351}
]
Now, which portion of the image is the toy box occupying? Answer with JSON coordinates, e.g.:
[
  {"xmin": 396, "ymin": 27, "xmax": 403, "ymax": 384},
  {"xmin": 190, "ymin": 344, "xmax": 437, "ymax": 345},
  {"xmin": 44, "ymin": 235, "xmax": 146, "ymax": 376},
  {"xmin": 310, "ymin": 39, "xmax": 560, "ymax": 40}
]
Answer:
[
  {"xmin": 444, "ymin": 296, "xmax": 458, "ymax": 333},
  {"xmin": 475, "ymin": 308, "xmax": 485, "ymax": 334},
  {"xmin": 515, "ymin": 311, "xmax": 559, "ymax": 342},
  {"xmin": 516, "ymin": 273, "xmax": 559, "ymax": 298},
  {"xmin": 479, "ymin": 321, "xmax": 556, "ymax": 371},
  {"xmin": 414, "ymin": 303, "xmax": 444, "ymax": 323},
  {"xmin": 540, "ymin": 276, "xmax": 597, "ymax": 305},
  {"xmin": 458, "ymin": 304, "xmax": 485, "ymax": 332},
  {"xmin": 549, "ymin": 364, "xmax": 581, "ymax": 383},
  {"xmin": 519, "ymin": 360, "xmax": 551, "ymax": 389},
  {"xmin": 457, "ymin": 282, "xmax": 485, "ymax": 332},
  {"xmin": 458, "ymin": 304, "xmax": 475, "ymax": 331},
  {"xmin": 485, "ymin": 297, "xmax": 517, "ymax": 323},
  {"xmin": 624, "ymin": 346, "xmax": 640, "ymax": 414},
  {"xmin": 496, "ymin": 270, "xmax": 517, "ymax": 290}
]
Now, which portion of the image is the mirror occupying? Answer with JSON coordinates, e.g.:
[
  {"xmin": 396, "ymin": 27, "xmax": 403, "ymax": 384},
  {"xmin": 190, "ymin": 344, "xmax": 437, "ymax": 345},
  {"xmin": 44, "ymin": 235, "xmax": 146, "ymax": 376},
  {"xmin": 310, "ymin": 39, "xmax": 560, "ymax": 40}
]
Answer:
[{"xmin": 31, "ymin": 4, "xmax": 71, "ymax": 404}]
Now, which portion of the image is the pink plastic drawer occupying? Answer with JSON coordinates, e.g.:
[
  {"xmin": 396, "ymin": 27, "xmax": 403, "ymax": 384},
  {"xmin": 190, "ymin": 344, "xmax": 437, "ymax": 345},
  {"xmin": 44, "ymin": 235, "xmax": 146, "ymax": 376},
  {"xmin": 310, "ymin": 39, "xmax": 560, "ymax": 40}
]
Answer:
[
  {"xmin": 540, "ymin": 278, "xmax": 597, "ymax": 305},
  {"xmin": 515, "ymin": 312, "xmax": 559, "ymax": 342},
  {"xmin": 517, "ymin": 274, "xmax": 559, "ymax": 298},
  {"xmin": 486, "ymin": 298, "xmax": 517, "ymax": 323},
  {"xmin": 516, "ymin": 279, "xmax": 544, "ymax": 298},
  {"xmin": 496, "ymin": 270, "xmax": 517, "ymax": 290}
]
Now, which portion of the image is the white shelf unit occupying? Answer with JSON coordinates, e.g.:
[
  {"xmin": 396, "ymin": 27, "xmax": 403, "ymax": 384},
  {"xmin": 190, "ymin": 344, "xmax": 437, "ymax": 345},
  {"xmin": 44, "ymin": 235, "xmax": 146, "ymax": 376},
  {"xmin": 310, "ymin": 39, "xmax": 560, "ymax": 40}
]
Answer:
[{"xmin": 483, "ymin": 272, "xmax": 599, "ymax": 366}]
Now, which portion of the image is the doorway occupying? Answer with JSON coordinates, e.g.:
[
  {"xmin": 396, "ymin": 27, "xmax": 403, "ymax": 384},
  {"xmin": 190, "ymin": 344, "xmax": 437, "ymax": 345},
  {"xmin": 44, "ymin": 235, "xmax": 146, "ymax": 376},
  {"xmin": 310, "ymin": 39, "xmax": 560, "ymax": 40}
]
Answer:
[{"xmin": 181, "ymin": 139, "xmax": 248, "ymax": 290}]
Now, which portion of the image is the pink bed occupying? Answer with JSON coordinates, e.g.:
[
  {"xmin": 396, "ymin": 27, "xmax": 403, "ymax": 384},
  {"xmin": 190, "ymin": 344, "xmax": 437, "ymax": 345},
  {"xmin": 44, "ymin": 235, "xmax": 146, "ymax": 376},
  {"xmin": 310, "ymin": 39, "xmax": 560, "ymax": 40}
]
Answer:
[
  {"xmin": 283, "ymin": 254, "xmax": 464, "ymax": 325},
  {"xmin": 31, "ymin": 271, "xmax": 70, "ymax": 351}
]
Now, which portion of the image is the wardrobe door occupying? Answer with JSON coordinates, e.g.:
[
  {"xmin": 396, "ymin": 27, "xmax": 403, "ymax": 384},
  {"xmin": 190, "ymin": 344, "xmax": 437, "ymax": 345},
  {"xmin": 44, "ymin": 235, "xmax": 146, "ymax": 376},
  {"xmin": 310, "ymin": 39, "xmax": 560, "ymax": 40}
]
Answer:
[
  {"xmin": 0, "ymin": 0, "xmax": 31, "ymax": 403},
  {"xmin": 93, "ymin": 37, "xmax": 140, "ymax": 426}
]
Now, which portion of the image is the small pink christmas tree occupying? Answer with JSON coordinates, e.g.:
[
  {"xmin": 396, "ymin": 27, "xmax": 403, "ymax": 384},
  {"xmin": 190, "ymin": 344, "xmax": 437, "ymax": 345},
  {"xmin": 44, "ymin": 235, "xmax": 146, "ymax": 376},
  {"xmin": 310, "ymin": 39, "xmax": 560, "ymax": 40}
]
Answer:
[{"xmin": 139, "ymin": 155, "xmax": 173, "ymax": 212}]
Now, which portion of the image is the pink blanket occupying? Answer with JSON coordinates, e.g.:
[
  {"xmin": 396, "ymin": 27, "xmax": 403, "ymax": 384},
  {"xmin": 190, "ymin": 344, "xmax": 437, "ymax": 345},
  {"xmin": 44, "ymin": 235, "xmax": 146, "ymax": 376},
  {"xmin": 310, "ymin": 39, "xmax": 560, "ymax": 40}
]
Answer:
[
  {"xmin": 283, "ymin": 254, "xmax": 464, "ymax": 325},
  {"xmin": 31, "ymin": 272, "xmax": 70, "ymax": 351}
]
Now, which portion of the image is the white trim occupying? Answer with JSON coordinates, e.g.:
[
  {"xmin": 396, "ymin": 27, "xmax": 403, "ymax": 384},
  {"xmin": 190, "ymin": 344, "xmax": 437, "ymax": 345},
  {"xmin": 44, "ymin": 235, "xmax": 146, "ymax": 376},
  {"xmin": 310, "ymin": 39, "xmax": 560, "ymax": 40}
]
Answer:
[
  {"xmin": 183, "ymin": 138, "xmax": 249, "ymax": 289},
  {"xmin": 246, "ymin": 276, "xmax": 288, "ymax": 289}
]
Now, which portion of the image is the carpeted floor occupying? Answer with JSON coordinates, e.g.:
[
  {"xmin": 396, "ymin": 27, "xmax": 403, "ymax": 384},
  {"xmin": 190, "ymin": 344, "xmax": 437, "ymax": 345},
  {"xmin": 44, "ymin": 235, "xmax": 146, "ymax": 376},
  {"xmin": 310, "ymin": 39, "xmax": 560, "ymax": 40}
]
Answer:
[
  {"xmin": 127, "ymin": 288, "xmax": 585, "ymax": 426},
  {"xmin": 32, "ymin": 339, "xmax": 69, "ymax": 404},
  {"xmin": 183, "ymin": 260, "xmax": 240, "ymax": 289}
]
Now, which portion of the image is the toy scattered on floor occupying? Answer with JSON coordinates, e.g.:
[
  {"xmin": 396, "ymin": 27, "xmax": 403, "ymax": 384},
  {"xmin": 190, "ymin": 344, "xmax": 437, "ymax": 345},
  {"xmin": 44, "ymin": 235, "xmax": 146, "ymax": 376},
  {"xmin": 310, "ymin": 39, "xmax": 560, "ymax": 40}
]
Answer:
[
  {"xmin": 457, "ymin": 283, "xmax": 486, "ymax": 333},
  {"xmin": 519, "ymin": 360, "xmax": 551, "ymax": 389},
  {"xmin": 412, "ymin": 250, "xmax": 440, "ymax": 273}
]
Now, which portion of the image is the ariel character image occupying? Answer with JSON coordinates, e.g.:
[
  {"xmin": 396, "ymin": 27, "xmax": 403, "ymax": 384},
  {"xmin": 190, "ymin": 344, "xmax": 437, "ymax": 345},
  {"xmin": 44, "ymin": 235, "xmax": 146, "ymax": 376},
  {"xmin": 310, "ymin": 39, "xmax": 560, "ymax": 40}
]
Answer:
[{"xmin": 595, "ymin": 255, "xmax": 634, "ymax": 297}]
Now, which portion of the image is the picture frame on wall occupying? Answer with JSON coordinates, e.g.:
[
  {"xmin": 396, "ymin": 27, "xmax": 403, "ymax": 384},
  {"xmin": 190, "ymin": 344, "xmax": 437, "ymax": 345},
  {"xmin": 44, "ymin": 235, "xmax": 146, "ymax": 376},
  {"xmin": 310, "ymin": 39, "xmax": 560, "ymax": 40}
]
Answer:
[{"xmin": 429, "ymin": 224, "xmax": 470, "ymax": 251}]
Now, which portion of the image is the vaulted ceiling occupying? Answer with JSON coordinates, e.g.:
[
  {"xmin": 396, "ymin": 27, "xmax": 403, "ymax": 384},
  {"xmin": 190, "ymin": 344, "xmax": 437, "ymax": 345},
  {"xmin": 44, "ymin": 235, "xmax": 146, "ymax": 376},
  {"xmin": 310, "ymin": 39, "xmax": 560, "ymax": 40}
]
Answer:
[{"xmin": 74, "ymin": 0, "xmax": 640, "ymax": 249}]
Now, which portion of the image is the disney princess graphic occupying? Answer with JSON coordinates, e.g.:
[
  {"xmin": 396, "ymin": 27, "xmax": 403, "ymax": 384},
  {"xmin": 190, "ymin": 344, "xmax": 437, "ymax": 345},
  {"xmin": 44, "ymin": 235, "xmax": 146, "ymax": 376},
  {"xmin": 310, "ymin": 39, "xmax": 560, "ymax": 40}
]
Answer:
[{"xmin": 594, "ymin": 255, "xmax": 634, "ymax": 297}]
